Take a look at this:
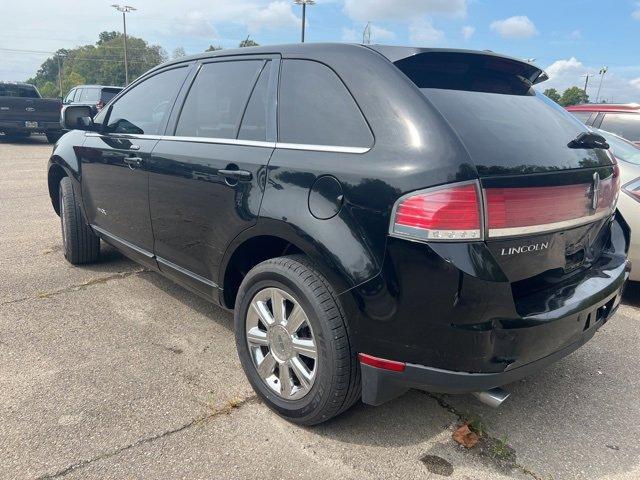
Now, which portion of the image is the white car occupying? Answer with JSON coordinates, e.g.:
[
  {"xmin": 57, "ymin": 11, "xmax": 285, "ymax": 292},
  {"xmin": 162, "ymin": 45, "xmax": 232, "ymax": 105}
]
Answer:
[{"xmin": 597, "ymin": 129, "xmax": 640, "ymax": 281}]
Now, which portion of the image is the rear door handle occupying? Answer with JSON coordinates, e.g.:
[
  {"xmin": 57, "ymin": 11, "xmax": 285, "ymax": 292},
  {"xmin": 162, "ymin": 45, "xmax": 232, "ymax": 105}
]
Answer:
[
  {"xmin": 218, "ymin": 169, "xmax": 252, "ymax": 181},
  {"xmin": 124, "ymin": 156, "xmax": 143, "ymax": 169}
]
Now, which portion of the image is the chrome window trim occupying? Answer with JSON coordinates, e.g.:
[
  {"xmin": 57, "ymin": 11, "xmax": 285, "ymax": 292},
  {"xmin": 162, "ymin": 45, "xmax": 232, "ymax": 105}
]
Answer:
[
  {"xmin": 84, "ymin": 131, "xmax": 370, "ymax": 153},
  {"xmin": 487, "ymin": 208, "xmax": 614, "ymax": 239}
]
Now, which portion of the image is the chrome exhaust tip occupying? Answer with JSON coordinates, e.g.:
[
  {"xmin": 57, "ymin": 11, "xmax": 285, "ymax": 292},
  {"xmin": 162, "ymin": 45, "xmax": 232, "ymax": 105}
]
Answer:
[{"xmin": 472, "ymin": 387, "xmax": 510, "ymax": 408}]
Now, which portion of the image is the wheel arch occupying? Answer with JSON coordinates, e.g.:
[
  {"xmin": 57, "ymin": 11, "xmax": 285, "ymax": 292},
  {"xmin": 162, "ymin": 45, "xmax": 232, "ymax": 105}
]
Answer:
[{"xmin": 218, "ymin": 220, "xmax": 355, "ymax": 309}]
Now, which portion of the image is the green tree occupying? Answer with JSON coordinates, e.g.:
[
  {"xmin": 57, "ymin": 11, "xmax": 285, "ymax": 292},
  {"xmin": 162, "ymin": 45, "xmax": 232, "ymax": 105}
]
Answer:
[
  {"xmin": 543, "ymin": 88, "xmax": 561, "ymax": 104},
  {"xmin": 239, "ymin": 36, "xmax": 259, "ymax": 48},
  {"xmin": 205, "ymin": 44, "xmax": 223, "ymax": 51},
  {"xmin": 39, "ymin": 81, "xmax": 59, "ymax": 98},
  {"xmin": 62, "ymin": 72, "xmax": 86, "ymax": 96},
  {"xmin": 27, "ymin": 32, "xmax": 167, "ymax": 92},
  {"xmin": 172, "ymin": 46, "xmax": 186, "ymax": 59},
  {"xmin": 559, "ymin": 86, "xmax": 589, "ymax": 106}
]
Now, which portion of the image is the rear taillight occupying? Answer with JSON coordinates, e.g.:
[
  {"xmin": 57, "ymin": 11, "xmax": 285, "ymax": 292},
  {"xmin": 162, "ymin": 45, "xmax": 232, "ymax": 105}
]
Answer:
[
  {"xmin": 390, "ymin": 182, "xmax": 482, "ymax": 241},
  {"xmin": 390, "ymin": 171, "xmax": 619, "ymax": 242},
  {"xmin": 623, "ymin": 178, "xmax": 640, "ymax": 203}
]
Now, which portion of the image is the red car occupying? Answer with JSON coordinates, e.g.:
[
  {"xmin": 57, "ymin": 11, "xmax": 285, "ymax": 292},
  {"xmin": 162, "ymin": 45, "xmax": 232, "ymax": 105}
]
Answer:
[{"xmin": 566, "ymin": 103, "xmax": 640, "ymax": 145}]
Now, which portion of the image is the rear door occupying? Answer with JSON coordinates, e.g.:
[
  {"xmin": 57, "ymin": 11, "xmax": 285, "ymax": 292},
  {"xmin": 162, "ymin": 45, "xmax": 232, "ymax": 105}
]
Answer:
[
  {"xmin": 147, "ymin": 56, "xmax": 278, "ymax": 296},
  {"xmin": 78, "ymin": 65, "xmax": 191, "ymax": 267}
]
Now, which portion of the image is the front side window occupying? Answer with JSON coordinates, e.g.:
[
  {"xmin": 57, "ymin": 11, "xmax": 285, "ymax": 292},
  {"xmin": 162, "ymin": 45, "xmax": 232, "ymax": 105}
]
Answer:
[
  {"xmin": 175, "ymin": 60, "xmax": 264, "ymax": 139},
  {"xmin": 599, "ymin": 113, "xmax": 640, "ymax": 143},
  {"xmin": 105, "ymin": 67, "xmax": 188, "ymax": 135},
  {"xmin": 570, "ymin": 111, "xmax": 592, "ymax": 123},
  {"xmin": 278, "ymin": 60, "xmax": 373, "ymax": 147}
]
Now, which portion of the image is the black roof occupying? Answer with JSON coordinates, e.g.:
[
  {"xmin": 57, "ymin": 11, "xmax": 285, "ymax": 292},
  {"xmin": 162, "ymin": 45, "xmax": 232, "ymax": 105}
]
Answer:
[{"xmin": 152, "ymin": 42, "xmax": 547, "ymax": 85}]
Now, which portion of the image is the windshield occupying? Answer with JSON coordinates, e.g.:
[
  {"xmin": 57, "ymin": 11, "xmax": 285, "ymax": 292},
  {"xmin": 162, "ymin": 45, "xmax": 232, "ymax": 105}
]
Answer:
[{"xmin": 597, "ymin": 129, "xmax": 640, "ymax": 166}]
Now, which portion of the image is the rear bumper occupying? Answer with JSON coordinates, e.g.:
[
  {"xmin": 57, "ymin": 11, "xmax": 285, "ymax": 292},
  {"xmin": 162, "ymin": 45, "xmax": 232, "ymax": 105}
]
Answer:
[
  {"xmin": 361, "ymin": 282, "xmax": 627, "ymax": 405},
  {"xmin": 0, "ymin": 120, "xmax": 62, "ymax": 133}
]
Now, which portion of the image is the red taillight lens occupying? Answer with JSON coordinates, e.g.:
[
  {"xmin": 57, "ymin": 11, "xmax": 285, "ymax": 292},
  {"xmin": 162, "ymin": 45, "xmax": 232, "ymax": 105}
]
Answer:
[
  {"xmin": 391, "ymin": 183, "xmax": 482, "ymax": 241},
  {"xmin": 486, "ymin": 171, "xmax": 618, "ymax": 237},
  {"xmin": 623, "ymin": 177, "xmax": 640, "ymax": 203},
  {"xmin": 358, "ymin": 353, "xmax": 406, "ymax": 372}
]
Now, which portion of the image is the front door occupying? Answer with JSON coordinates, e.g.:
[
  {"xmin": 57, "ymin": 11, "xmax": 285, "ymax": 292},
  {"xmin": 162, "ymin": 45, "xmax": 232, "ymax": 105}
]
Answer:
[
  {"xmin": 147, "ymin": 57, "xmax": 278, "ymax": 296},
  {"xmin": 79, "ymin": 65, "xmax": 191, "ymax": 267}
]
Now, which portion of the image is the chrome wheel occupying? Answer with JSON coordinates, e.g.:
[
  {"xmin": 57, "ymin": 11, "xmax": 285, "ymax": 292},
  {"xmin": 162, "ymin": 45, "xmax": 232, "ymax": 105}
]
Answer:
[{"xmin": 246, "ymin": 287, "xmax": 317, "ymax": 400}]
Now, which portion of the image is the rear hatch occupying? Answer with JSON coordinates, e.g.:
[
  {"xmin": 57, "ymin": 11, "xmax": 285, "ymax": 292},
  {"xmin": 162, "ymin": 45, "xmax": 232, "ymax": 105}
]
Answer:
[{"xmin": 389, "ymin": 50, "xmax": 621, "ymax": 313}]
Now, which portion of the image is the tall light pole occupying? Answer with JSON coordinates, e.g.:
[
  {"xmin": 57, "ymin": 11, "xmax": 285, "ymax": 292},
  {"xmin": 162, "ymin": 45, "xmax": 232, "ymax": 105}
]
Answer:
[
  {"xmin": 111, "ymin": 4, "xmax": 137, "ymax": 85},
  {"xmin": 294, "ymin": 0, "xmax": 315, "ymax": 43},
  {"xmin": 595, "ymin": 66, "xmax": 608, "ymax": 103},
  {"xmin": 56, "ymin": 53, "xmax": 66, "ymax": 98}
]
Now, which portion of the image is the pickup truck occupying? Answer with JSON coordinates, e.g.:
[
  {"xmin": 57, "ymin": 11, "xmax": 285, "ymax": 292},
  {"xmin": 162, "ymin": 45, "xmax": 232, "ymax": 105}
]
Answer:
[{"xmin": 0, "ymin": 82, "xmax": 63, "ymax": 143}]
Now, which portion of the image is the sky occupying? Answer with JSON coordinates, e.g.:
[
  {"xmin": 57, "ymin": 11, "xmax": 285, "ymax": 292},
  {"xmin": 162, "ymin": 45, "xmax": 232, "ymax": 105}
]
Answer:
[{"xmin": 1, "ymin": 0, "xmax": 640, "ymax": 102}]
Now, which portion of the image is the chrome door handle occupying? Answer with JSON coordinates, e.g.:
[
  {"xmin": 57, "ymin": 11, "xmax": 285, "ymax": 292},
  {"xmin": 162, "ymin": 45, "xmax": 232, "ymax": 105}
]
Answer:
[
  {"xmin": 218, "ymin": 169, "xmax": 252, "ymax": 181},
  {"xmin": 124, "ymin": 156, "xmax": 143, "ymax": 169}
]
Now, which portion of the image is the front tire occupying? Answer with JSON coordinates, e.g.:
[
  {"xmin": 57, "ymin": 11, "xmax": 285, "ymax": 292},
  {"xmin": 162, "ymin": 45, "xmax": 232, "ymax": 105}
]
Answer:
[
  {"xmin": 59, "ymin": 177, "xmax": 100, "ymax": 264},
  {"xmin": 234, "ymin": 255, "xmax": 360, "ymax": 425}
]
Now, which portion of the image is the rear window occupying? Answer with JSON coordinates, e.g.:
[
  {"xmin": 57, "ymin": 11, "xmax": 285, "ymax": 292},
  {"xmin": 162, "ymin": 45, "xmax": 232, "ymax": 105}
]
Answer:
[
  {"xmin": 0, "ymin": 83, "xmax": 39, "ymax": 98},
  {"xmin": 394, "ymin": 52, "xmax": 611, "ymax": 175},
  {"xmin": 101, "ymin": 88, "xmax": 121, "ymax": 103},
  {"xmin": 599, "ymin": 113, "xmax": 640, "ymax": 143}
]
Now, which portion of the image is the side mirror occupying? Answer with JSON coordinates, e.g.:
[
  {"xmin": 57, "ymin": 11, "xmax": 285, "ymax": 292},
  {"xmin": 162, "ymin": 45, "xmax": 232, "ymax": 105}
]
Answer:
[{"xmin": 62, "ymin": 105, "xmax": 94, "ymax": 131}]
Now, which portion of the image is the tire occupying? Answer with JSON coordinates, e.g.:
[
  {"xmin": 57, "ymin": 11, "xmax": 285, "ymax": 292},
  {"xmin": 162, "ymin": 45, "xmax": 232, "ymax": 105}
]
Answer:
[
  {"xmin": 234, "ymin": 255, "xmax": 361, "ymax": 425},
  {"xmin": 46, "ymin": 132, "xmax": 62, "ymax": 144},
  {"xmin": 59, "ymin": 177, "xmax": 100, "ymax": 264}
]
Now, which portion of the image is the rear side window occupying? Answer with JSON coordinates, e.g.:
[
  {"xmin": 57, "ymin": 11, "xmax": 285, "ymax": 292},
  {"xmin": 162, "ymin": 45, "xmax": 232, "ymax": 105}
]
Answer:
[
  {"xmin": 238, "ymin": 61, "xmax": 272, "ymax": 141},
  {"xmin": 79, "ymin": 88, "xmax": 101, "ymax": 102},
  {"xmin": 106, "ymin": 67, "xmax": 188, "ymax": 135},
  {"xmin": 599, "ymin": 113, "xmax": 640, "ymax": 142},
  {"xmin": 278, "ymin": 60, "xmax": 373, "ymax": 147},
  {"xmin": 175, "ymin": 60, "xmax": 264, "ymax": 139}
]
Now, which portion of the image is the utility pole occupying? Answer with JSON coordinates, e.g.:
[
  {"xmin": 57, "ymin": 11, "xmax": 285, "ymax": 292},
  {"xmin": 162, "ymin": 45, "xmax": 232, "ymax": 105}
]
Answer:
[
  {"xmin": 595, "ymin": 66, "xmax": 608, "ymax": 103},
  {"xmin": 363, "ymin": 22, "xmax": 371, "ymax": 44},
  {"xmin": 581, "ymin": 73, "xmax": 592, "ymax": 97},
  {"xmin": 294, "ymin": 0, "xmax": 315, "ymax": 43},
  {"xmin": 111, "ymin": 4, "xmax": 137, "ymax": 85},
  {"xmin": 56, "ymin": 54, "xmax": 64, "ymax": 98}
]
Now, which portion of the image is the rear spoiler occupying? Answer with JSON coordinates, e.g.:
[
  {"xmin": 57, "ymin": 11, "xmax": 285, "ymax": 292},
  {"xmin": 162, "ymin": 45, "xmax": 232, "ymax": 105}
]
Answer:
[{"xmin": 366, "ymin": 45, "xmax": 548, "ymax": 85}]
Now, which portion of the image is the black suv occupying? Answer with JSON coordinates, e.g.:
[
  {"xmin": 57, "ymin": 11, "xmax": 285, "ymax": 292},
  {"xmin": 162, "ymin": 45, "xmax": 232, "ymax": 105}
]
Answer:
[
  {"xmin": 63, "ymin": 85, "xmax": 122, "ymax": 115},
  {"xmin": 49, "ymin": 44, "xmax": 630, "ymax": 425}
]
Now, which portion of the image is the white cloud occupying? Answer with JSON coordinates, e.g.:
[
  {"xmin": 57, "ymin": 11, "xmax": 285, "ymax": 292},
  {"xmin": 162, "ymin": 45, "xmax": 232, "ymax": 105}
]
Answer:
[
  {"xmin": 490, "ymin": 16, "xmax": 538, "ymax": 39},
  {"xmin": 540, "ymin": 57, "xmax": 640, "ymax": 103},
  {"xmin": 546, "ymin": 57, "xmax": 584, "ymax": 78},
  {"xmin": 409, "ymin": 19, "xmax": 444, "ymax": 45},
  {"xmin": 245, "ymin": 1, "xmax": 300, "ymax": 33},
  {"xmin": 344, "ymin": 0, "xmax": 467, "ymax": 22},
  {"xmin": 461, "ymin": 25, "xmax": 475, "ymax": 40},
  {"xmin": 568, "ymin": 29, "xmax": 581, "ymax": 40}
]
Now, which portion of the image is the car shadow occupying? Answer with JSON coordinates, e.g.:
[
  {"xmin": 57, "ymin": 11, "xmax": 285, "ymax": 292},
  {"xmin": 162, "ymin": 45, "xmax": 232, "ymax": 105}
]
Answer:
[
  {"xmin": 622, "ymin": 281, "xmax": 640, "ymax": 308},
  {"xmin": 0, "ymin": 133, "xmax": 49, "ymax": 145}
]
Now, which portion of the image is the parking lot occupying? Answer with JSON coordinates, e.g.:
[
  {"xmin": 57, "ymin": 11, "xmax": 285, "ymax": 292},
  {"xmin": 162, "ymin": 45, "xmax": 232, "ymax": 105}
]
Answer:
[{"xmin": 1, "ymin": 136, "xmax": 639, "ymax": 480}]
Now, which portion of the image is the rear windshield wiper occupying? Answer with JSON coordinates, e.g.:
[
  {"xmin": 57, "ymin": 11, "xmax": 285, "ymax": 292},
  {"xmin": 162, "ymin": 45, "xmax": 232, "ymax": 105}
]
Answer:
[{"xmin": 567, "ymin": 132, "xmax": 610, "ymax": 150}]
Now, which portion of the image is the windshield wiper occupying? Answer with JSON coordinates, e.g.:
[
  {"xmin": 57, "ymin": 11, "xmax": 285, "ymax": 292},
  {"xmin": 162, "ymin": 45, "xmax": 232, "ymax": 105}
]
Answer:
[{"xmin": 567, "ymin": 132, "xmax": 610, "ymax": 150}]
